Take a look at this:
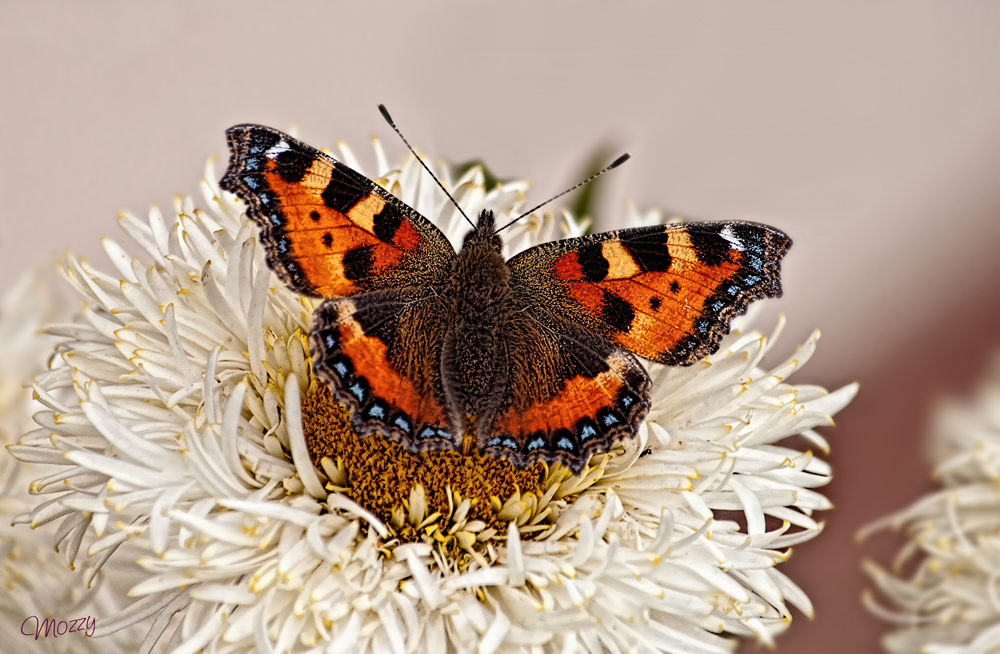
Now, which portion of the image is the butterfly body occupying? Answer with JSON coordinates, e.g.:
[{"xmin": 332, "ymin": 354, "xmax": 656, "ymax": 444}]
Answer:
[
  {"xmin": 221, "ymin": 124, "xmax": 791, "ymax": 473},
  {"xmin": 439, "ymin": 212, "xmax": 513, "ymax": 428}
]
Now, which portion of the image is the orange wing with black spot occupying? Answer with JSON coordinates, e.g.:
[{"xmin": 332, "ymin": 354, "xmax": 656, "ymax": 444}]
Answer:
[
  {"xmin": 508, "ymin": 222, "xmax": 791, "ymax": 366},
  {"xmin": 220, "ymin": 124, "xmax": 454, "ymax": 297},
  {"xmin": 475, "ymin": 221, "xmax": 788, "ymax": 471}
]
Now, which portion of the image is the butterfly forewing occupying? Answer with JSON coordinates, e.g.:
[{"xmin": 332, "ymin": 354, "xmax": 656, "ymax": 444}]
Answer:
[
  {"xmin": 509, "ymin": 221, "xmax": 790, "ymax": 366},
  {"xmin": 220, "ymin": 124, "xmax": 455, "ymax": 297}
]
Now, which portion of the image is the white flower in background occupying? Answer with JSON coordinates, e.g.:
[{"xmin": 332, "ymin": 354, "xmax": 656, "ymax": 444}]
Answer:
[
  {"xmin": 0, "ymin": 272, "xmax": 142, "ymax": 653},
  {"xmin": 10, "ymin": 135, "xmax": 856, "ymax": 653},
  {"xmin": 863, "ymin": 359, "xmax": 1000, "ymax": 654}
]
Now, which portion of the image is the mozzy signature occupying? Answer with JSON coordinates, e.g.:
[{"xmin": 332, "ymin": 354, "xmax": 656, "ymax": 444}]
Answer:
[{"xmin": 21, "ymin": 615, "xmax": 96, "ymax": 639}]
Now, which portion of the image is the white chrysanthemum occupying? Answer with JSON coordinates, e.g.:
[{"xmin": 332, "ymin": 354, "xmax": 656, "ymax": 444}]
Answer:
[
  {"xmin": 0, "ymin": 272, "xmax": 143, "ymax": 653},
  {"xmin": 11, "ymin": 136, "xmax": 855, "ymax": 653},
  {"xmin": 863, "ymin": 359, "xmax": 1000, "ymax": 654}
]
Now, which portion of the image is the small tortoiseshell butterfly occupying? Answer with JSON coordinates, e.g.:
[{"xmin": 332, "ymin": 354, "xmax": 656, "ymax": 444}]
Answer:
[{"xmin": 220, "ymin": 111, "xmax": 790, "ymax": 473}]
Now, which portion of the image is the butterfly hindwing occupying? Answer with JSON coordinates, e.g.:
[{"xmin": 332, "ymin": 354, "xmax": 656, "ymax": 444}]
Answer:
[
  {"xmin": 221, "ymin": 124, "xmax": 455, "ymax": 297},
  {"xmin": 477, "ymin": 304, "xmax": 650, "ymax": 472},
  {"xmin": 509, "ymin": 221, "xmax": 790, "ymax": 366},
  {"xmin": 310, "ymin": 288, "xmax": 459, "ymax": 452}
]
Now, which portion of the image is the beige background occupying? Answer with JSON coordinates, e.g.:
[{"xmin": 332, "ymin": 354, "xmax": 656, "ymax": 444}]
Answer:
[{"xmin": 4, "ymin": 2, "xmax": 1000, "ymax": 652}]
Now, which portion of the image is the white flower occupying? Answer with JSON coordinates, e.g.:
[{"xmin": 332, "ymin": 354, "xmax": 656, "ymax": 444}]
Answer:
[
  {"xmin": 863, "ymin": 359, "xmax": 1000, "ymax": 654},
  {"xmin": 0, "ymin": 272, "xmax": 143, "ymax": 653},
  {"xmin": 12, "ymin": 135, "xmax": 856, "ymax": 653}
]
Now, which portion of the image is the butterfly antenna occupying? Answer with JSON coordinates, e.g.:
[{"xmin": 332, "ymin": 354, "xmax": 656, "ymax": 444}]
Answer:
[
  {"xmin": 493, "ymin": 153, "xmax": 631, "ymax": 235},
  {"xmin": 378, "ymin": 104, "xmax": 475, "ymax": 229}
]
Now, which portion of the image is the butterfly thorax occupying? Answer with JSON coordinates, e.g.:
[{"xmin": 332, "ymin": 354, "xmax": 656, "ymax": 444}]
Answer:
[{"xmin": 442, "ymin": 210, "xmax": 515, "ymax": 423}]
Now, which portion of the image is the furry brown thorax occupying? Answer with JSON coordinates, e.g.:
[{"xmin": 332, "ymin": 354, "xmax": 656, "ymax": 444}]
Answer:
[{"xmin": 446, "ymin": 210, "xmax": 515, "ymax": 428}]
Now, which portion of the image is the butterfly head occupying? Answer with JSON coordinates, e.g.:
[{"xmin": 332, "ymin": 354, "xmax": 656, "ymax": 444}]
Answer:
[{"xmin": 463, "ymin": 210, "xmax": 504, "ymax": 253}]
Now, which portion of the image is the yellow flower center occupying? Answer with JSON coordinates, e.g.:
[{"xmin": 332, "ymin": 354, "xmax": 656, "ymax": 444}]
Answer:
[{"xmin": 301, "ymin": 384, "xmax": 588, "ymax": 546}]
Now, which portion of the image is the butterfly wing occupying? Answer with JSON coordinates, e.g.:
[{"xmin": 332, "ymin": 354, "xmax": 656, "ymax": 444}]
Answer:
[
  {"xmin": 481, "ymin": 221, "xmax": 789, "ymax": 471},
  {"xmin": 479, "ymin": 305, "xmax": 650, "ymax": 473},
  {"xmin": 220, "ymin": 124, "xmax": 455, "ymax": 297},
  {"xmin": 222, "ymin": 125, "xmax": 458, "ymax": 450},
  {"xmin": 310, "ymin": 288, "xmax": 458, "ymax": 452},
  {"xmin": 508, "ymin": 221, "xmax": 791, "ymax": 366}
]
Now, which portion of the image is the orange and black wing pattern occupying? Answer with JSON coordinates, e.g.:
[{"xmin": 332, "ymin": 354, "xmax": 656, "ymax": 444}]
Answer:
[
  {"xmin": 220, "ymin": 124, "xmax": 454, "ymax": 297},
  {"xmin": 310, "ymin": 288, "xmax": 458, "ymax": 452},
  {"xmin": 509, "ymin": 221, "xmax": 791, "ymax": 366},
  {"xmin": 480, "ymin": 307, "xmax": 650, "ymax": 472}
]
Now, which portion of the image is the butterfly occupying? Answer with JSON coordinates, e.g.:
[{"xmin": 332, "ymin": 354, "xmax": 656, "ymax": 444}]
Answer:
[{"xmin": 220, "ymin": 117, "xmax": 790, "ymax": 474}]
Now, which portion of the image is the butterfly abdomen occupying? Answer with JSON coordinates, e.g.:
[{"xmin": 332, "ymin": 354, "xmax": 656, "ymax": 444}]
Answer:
[{"xmin": 441, "ymin": 235, "xmax": 516, "ymax": 422}]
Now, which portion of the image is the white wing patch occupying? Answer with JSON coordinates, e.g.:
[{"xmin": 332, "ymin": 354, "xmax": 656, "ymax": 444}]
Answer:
[
  {"xmin": 720, "ymin": 225, "xmax": 744, "ymax": 251},
  {"xmin": 266, "ymin": 140, "xmax": 292, "ymax": 157}
]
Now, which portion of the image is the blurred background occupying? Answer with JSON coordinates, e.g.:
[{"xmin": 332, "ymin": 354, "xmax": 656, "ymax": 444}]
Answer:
[{"xmin": 3, "ymin": 2, "xmax": 1000, "ymax": 651}]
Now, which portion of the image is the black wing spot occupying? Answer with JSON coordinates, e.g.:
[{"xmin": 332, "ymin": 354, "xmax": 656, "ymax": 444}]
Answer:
[
  {"xmin": 322, "ymin": 170, "xmax": 369, "ymax": 213},
  {"xmin": 274, "ymin": 149, "xmax": 313, "ymax": 184},
  {"xmin": 600, "ymin": 290, "xmax": 634, "ymax": 332},
  {"xmin": 670, "ymin": 281, "xmax": 681, "ymax": 294},
  {"xmin": 626, "ymin": 232, "xmax": 672, "ymax": 272},
  {"xmin": 577, "ymin": 245, "xmax": 609, "ymax": 282},
  {"xmin": 649, "ymin": 296, "xmax": 662, "ymax": 311},
  {"xmin": 342, "ymin": 246, "xmax": 374, "ymax": 281},
  {"xmin": 310, "ymin": 210, "xmax": 321, "ymax": 222},
  {"xmin": 688, "ymin": 228, "xmax": 733, "ymax": 267},
  {"xmin": 322, "ymin": 233, "xmax": 333, "ymax": 248},
  {"xmin": 372, "ymin": 203, "xmax": 403, "ymax": 243}
]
